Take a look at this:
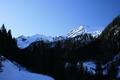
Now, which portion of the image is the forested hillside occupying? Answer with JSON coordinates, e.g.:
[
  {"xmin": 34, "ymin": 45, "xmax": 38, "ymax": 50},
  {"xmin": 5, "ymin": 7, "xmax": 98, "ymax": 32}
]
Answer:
[{"xmin": 0, "ymin": 16, "xmax": 120, "ymax": 80}]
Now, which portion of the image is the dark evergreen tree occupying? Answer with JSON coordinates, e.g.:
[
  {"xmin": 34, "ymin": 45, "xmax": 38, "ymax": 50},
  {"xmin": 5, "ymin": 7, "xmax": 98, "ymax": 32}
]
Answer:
[
  {"xmin": 0, "ymin": 56, "xmax": 3, "ymax": 72},
  {"xmin": 107, "ymin": 62, "xmax": 118, "ymax": 79},
  {"xmin": 94, "ymin": 62, "xmax": 104, "ymax": 80}
]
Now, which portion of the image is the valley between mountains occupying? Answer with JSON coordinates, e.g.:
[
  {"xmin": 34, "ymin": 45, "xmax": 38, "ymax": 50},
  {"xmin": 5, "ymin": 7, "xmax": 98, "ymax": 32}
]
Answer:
[{"xmin": 0, "ymin": 16, "xmax": 120, "ymax": 80}]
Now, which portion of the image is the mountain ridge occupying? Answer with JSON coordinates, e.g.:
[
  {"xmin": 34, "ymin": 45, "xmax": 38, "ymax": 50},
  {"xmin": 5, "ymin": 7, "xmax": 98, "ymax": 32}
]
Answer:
[{"xmin": 16, "ymin": 25, "xmax": 101, "ymax": 49}]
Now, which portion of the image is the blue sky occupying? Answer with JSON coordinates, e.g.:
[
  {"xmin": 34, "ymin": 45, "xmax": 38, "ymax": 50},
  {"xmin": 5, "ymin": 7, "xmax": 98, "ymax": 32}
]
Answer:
[{"xmin": 0, "ymin": 0, "xmax": 120, "ymax": 37}]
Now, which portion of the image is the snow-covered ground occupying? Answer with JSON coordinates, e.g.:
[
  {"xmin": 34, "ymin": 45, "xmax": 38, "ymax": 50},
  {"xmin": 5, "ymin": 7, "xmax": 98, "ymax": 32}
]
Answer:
[
  {"xmin": 80, "ymin": 60, "xmax": 120, "ymax": 78},
  {"xmin": 65, "ymin": 61, "xmax": 96, "ymax": 74},
  {"xmin": 83, "ymin": 61, "xmax": 96, "ymax": 74},
  {"xmin": 0, "ymin": 60, "xmax": 54, "ymax": 80}
]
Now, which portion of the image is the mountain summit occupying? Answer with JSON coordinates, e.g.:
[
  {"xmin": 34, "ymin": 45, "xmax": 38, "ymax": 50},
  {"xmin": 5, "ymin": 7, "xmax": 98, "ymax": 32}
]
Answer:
[
  {"xmin": 67, "ymin": 25, "xmax": 101, "ymax": 38},
  {"xmin": 67, "ymin": 26, "xmax": 85, "ymax": 37},
  {"xmin": 16, "ymin": 34, "xmax": 53, "ymax": 49}
]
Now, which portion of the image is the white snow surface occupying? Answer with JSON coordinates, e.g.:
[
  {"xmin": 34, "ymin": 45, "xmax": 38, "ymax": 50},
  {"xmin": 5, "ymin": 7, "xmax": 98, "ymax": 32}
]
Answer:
[
  {"xmin": 67, "ymin": 26, "xmax": 85, "ymax": 37},
  {"xmin": 0, "ymin": 60, "xmax": 54, "ymax": 80},
  {"xmin": 83, "ymin": 61, "xmax": 96, "ymax": 74},
  {"xmin": 64, "ymin": 61, "xmax": 96, "ymax": 74},
  {"xmin": 67, "ymin": 25, "xmax": 101, "ymax": 38},
  {"xmin": 17, "ymin": 34, "xmax": 53, "ymax": 49}
]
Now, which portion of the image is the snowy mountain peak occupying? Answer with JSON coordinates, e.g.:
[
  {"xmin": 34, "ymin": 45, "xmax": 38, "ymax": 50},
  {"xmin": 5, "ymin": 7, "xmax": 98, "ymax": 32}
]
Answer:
[
  {"xmin": 16, "ymin": 34, "xmax": 53, "ymax": 49},
  {"xmin": 91, "ymin": 30, "xmax": 101, "ymax": 37},
  {"xmin": 67, "ymin": 25, "xmax": 86, "ymax": 37},
  {"xmin": 67, "ymin": 25, "xmax": 101, "ymax": 38},
  {"xmin": 78, "ymin": 25, "xmax": 84, "ymax": 29}
]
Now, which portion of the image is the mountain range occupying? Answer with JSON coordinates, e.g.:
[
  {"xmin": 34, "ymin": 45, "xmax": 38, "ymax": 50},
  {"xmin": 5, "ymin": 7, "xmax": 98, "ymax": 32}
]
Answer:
[
  {"xmin": 0, "ymin": 15, "xmax": 120, "ymax": 80},
  {"xmin": 16, "ymin": 25, "xmax": 101, "ymax": 49}
]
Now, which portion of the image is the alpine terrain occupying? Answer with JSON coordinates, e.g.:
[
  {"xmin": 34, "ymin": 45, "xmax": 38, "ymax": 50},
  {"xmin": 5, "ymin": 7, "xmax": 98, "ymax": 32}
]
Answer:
[{"xmin": 0, "ymin": 15, "xmax": 120, "ymax": 80}]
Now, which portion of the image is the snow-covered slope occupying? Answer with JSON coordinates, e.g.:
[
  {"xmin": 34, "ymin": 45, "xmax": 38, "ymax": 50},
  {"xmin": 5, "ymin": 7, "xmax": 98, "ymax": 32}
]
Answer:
[
  {"xmin": 83, "ymin": 61, "xmax": 96, "ymax": 74},
  {"xmin": 65, "ymin": 61, "xmax": 96, "ymax": 74},
  {"xmin": 0, "ymin": 60, "xmax": 54, "ymax": 80},
  {"xmin": 82, "ymin": 60, "xmax": 120, "ymax": 78},
  {"xmin": 90, "ymin": 30, "xmax": 101, "ymax": 37},
  {"xmin": 17, "ymin": 34, "xmax": 53, "ymax": 49},
  {"xmin": 67, "ymin": 26, "xmax": 85, "ymax": 37},
  {"xmin": 82, "ymin": 52, "xmax": 120, "ymax": 78},
  {"xmin": 67, "ymin": 25, "xmax": 101, "ymax": 38}
]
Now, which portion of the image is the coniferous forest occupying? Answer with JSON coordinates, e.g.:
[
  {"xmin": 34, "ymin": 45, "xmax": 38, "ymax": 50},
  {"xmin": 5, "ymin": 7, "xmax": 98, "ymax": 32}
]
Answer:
[{"xmin": 0, "ymin": 16, "xmax": 120, "ymax": 80}]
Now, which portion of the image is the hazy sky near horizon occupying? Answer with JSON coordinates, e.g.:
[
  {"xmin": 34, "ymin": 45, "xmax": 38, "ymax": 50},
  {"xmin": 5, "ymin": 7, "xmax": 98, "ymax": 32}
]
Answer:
[{"xmin": 0, "ymin": 0, "xmax": 120, "ymax": 37}]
